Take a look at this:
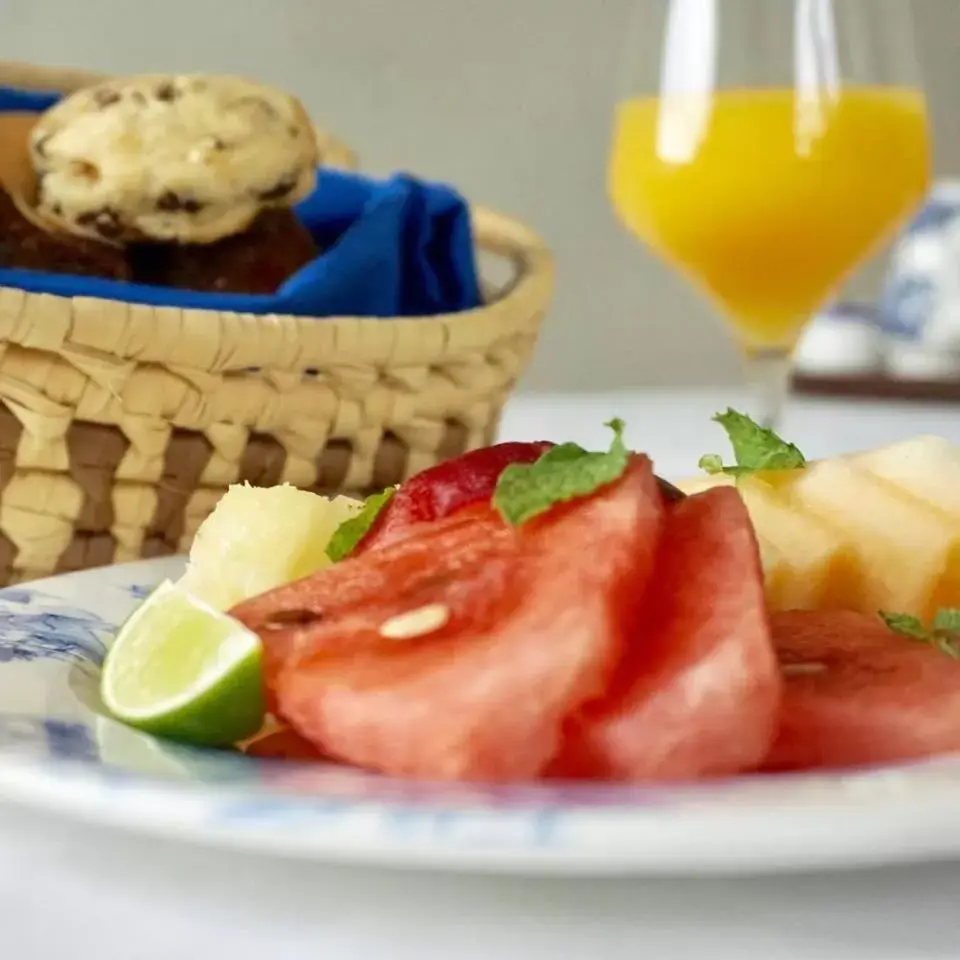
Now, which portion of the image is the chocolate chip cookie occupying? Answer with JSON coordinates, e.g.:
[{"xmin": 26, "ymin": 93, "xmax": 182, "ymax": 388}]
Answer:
[{"xmin": 30, "ymin": 73, "xmax": 319, "ymax": 245}]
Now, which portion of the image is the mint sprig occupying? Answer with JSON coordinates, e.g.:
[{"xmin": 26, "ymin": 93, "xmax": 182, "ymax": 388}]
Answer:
[
  {"xmin": 880, "ymin": 608, "xmax": 960, "ymax": 660},
  {"xmin": 493, "ymin": 420, "xmax": 629, "ymax": 526},
  {"xmin": 699, "ymin": 408, "xmax": 806, "ymax": 478},
  {"xmin": 326, "ymin": 487, "xmax": 395, "ymax": 562}
]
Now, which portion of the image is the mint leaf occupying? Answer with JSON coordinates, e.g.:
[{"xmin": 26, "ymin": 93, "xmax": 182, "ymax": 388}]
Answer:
[
  {"xmin": 932, "ymin": 608, "xmax": 960, "ymax": 659},
  {"xmin": 698, "ymin": 453, "xmax": 726, "ymax": 475},
  {"xmin": 493, "ymin": 420, "xmax": 629, "ymax": 526},
  {"xmin": 880, "ymin": 609, "xmax": 960, "ymax": 660},
  {"xmin": 698, "ymin": 453, "xmax": 750, "ymax": 477},
  {"xmin": 325, "ymin": 487, "xmax": 395, "ymax": 562},
  {"xmin": 538, "ymin": 442, "xmax": 589, "ymax": 465},
  {"xmin": 716, "ymin": 409, "xmax": 806, "ymax": 470},
  {"xmin": 933, "ymin": 608, "xmax": 960, "ymax": 634},
  {"xmin": 933, "ymin": 635, "xmax": 960, "ymax": 660},
  {"xmin": 700, "ymin": 408, "xmax": 806, "ymax": 477},
  {"xmin": 879, "ymin": 611, "xmax": 928, "ymax": 641}
]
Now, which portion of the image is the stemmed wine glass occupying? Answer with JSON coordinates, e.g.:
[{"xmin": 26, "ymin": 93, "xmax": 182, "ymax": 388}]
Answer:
[{"xmin": 611, "ymin": 0, "xmax": 931, "ymax": 427}]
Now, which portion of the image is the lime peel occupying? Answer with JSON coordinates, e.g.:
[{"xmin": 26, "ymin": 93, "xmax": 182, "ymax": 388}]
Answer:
[{"xmin": 101, "ymin": 580, "xmax": 265, "ymax": 747}]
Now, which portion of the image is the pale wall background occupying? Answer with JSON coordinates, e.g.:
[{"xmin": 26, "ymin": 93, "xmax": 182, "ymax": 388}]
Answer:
[{"xmin": 1, "ymin": 0, "xmax": 958, "ymax": 392}]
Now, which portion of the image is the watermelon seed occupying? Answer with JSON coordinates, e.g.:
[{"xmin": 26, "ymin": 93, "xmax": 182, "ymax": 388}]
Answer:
[
  {"xmin": 262, "ymin": 609, "xmax": 318, "ymax": 630},
  {"xmin": 379, "ymin": 603, "xmax": 450, "ymax": 640},
  {"xmin": 781, "ymin": 662, "xmax": 827, "ymax": 677}
]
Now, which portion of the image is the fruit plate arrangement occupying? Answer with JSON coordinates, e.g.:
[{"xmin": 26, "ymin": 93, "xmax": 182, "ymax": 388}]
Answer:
[{"xmin": 5, "ymin": 415, "xmax": 960, "ymax": 877}]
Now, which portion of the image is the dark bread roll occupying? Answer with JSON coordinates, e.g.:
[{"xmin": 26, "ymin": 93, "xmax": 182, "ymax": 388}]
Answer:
[
  {"xmin": 0, "ymin": 186, "xmax": 131, "ymax": 280},
  {"xmin": 130, "ymin": 209, "xmax": 319, "ymax": 294}
]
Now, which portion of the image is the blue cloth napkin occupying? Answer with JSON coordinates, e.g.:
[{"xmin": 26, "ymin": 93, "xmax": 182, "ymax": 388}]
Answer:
[{"xmin": 0, "ymin": 85, "xmax": 482, "ymax": 318}]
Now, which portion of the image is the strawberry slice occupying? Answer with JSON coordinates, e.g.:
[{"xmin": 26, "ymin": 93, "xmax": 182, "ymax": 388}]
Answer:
[{"xmin": 355, "ymin": 441, "xmax": 553, "ymax": 554}]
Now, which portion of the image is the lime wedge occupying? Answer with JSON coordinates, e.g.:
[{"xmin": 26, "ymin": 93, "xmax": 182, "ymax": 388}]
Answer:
[{"xmin": 101, "ymin": 580, "xmax": 265, "ymax": 747}]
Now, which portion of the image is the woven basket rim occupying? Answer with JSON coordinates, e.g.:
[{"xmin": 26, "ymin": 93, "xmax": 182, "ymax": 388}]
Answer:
[{"xmin": 0, "ymin": 201, "xmax": 555, "ymax": 368}]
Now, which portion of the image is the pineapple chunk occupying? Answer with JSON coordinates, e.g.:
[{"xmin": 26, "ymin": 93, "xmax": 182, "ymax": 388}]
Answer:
[
  {"xmin": 676, "ymin": 473, "xmax": 852, "ymax": 611},
  {"xmin": 736, "ymin": 475, "xmax": 857, "ymax": 612},
  {"xmin": 778, "ymin": 459, "xmax": 960, "ymax": 619},
  {"xmin": 177, "ymin": 483, "xmax": 363, "ymax": 610},
  {"xmin": 850, "ymin": 436, "xmax": 960, "ymax": 519},
  {"xmin": 675, "ymin": 475, "xmax": 734, "ymax": 497},
  {"xmin": 848, "ymin": 436, "xmax": 960, "ymax": 614}
]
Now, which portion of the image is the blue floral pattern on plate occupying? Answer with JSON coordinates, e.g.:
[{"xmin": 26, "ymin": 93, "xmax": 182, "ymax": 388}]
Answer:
[
  {"xmin": 1, "ymin": 557, "xmax": 960, "ymax": 876},
  {"xmin": 0, "ymin": 589, "xmax": 112, "ymax": 664}
]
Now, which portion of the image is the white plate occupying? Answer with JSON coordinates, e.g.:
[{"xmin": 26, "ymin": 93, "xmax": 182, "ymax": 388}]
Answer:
[{"xmin": 2, "ymin": 558, "xmax": 960, "ymax": 877}]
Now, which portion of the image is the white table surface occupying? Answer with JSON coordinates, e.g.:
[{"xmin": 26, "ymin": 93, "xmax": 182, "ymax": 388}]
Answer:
[
  {"xmin": 6, "ymin": 387, "xmax": 960, "ymax": 960},
  {"xmin": 498, "ymin": 388, "xmax": 960, "ymax": 481}
]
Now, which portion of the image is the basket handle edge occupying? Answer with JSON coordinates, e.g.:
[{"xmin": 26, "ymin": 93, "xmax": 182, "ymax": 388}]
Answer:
[{"xmin": 470, "ymin": 204, "xmax": 555, "ymax": 310}]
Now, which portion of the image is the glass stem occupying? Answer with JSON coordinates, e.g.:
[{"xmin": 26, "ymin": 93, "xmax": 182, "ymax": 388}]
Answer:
[{"xmin": 744, "ymin": 348, "xmax": 793, "ymax": 431}]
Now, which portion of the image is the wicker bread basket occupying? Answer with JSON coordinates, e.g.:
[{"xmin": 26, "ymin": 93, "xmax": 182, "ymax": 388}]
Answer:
[{"xmin": 0, "ymin": 61, "xmax": 554, "ymax": 584}]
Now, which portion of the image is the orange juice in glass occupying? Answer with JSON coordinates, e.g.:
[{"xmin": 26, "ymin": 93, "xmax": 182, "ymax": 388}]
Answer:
[{"xmin": 615, "ymin": 0, "xmax": 931, "ymax": 426}]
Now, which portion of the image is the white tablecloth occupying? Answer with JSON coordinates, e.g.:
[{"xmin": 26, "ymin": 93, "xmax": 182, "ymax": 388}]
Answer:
[
  {"xmin": 498, "ymin": 388, "xmax": 960, "ymax": 480},
  {"xmin": 5, "ymin": 388, "xmax": 960, "ymax": 960}
]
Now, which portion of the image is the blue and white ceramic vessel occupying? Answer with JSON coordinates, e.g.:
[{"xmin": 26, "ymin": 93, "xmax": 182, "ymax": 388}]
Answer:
[
  {"xmin": 2, "ymin": 558, "xmax": 960, "ymax": 876},
  {"xmin": 879, "ymin": 180, "xmax": 960, "ymax": 351}
]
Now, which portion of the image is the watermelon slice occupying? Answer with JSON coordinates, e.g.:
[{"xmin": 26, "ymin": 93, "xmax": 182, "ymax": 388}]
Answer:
[
  {"xmin": 550, "ymin": 486, "xmax": 780, "ymax": 781},
  {"xmin": 233, "ymin": 459, "xmax": 665, "ymax": 781},
  {"xmin": 764, "ymin": 609, "xmax": 960, "ymax": 771},
  {"xmin": 231, "ymin": 504, "xmax": 510, "ymax": 718}
]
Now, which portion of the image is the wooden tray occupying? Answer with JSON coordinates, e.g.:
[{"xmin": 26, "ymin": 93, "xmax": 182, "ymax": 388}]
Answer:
[{"xmin": 792, "ymin": 372, "xmax": 960, "ymax": 404}]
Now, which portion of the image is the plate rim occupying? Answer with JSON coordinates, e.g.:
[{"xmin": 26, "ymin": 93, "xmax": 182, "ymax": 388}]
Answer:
[{"xmin": 2, "ymin": 558, "xmax": 960, "ymax": 876}]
